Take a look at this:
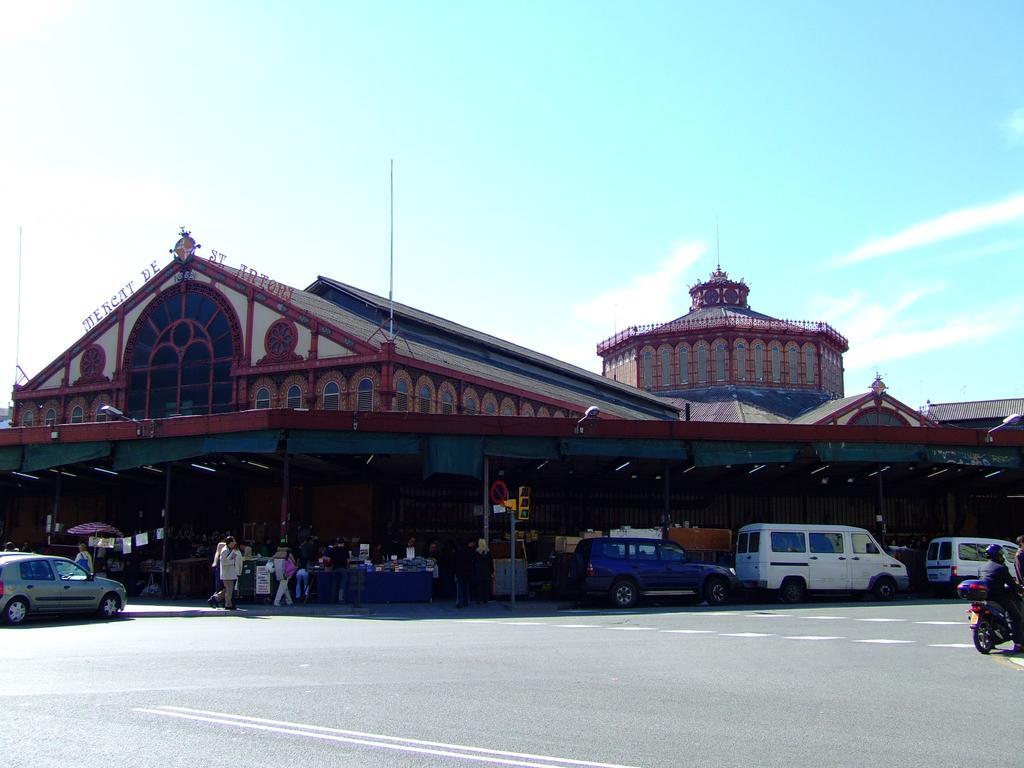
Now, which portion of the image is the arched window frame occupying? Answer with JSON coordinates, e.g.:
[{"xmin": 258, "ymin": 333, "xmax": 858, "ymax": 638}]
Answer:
[
  {"xmin": 753, "ymin": 342, "xmax": 765, "ymax": 382},
  {"xmin": 357, "ymin": 378, "xmax": 374, "ymax": 411},
  {"xmin": 395, "ymin": 379, "xmax": 410, "ymax": 412},
  {"xmin": 770, "ymin": 344, "xmax": 782, "ymax": 383},
  {"xmin": 714, "ymin": 341, "xmax": 727, "ymax": 382},
  {"xmin": 677, "ymin": 344, "xmax": 689, "ymax": 385},
  {"xmin": 696, "ymin": 343, "xmax": 709, "ymax": 384},
  {"xmin": 71, "ymin": 406, "xmax": 84, "ymax": 423},
  {"xmin": 322, "ymin": 381, "xmax": 341, "ymax": 410},
  {"xmin": 659, "ymin": 346, "xmax": 672, "ymax": 387},
  {"xmin": 642, "ymin": 349, "xmax": 653, "ymax": 389},
  {"xmin": 803, "ymin": 344, "xmax": 816, "ymax": 387},
  {"xmin": 735, "ymin": 341, "xmax": 748, "ymax": 382},
  {"xmin": 22, "ymin": 409, "xmax": 35, "ymax": 427},
  {"xmin": 786, "ymin": 344, "xmax": 800, "ymax": 385},
  {"xmin": 255, "ymin": 387, "xmax": 271, "ymax": 409}
]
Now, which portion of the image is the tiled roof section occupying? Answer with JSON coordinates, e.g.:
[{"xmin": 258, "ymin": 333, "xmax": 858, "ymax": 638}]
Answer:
[
  {"xmin": 247, "ymin": 272, "xmax": 680, "ymax": 420},
  {"xmin": 789, "ymin": 393, "xmax": 867, "ymax": 425},
  {"xmin": 925, "ymin": 399, "xmax": 1024, "ymax": 424},
  {"xmin": 666, "ymin": 304, "xmax": 776, "ymax": 324},
  {"xmin": 663, "ymin": 386, "xmax": 833, "ymax": 423}
]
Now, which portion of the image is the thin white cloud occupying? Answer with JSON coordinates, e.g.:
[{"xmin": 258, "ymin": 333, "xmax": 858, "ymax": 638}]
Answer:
[
  {"xmin": 1002, "ymin": 108, "xmax": 1024, "ymax": 146},
  {"xmin": 831, "ymin": 192, "xmax": 1024, "ymax": 268},
  {"xmin": 571, "ymin": 240, "xmax": 705, "ymax": 330}
]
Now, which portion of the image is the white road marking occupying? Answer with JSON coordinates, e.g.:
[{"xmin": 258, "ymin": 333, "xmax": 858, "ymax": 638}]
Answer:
[
  {"xmin": 914, "ymin": 621, "xmax": 963, "ymax": 625},
  {"xmin": 857, "ymin": 618, "xmax": 906, "ymax": 622},
  {"xmin": 856, "ymin": 639, "xmax": 915, "ymax": 644},
  {"xmin": 748, "ymin": 614, "xmax": 786, "ymax": 618},
  {"xmin": 783, "ymin": 636, "xmax": 844, "ymax": 641},
  {"xmin": 720, "ymin": 632, "xmax": 774, "ymax": 638},
  {"xmin": 134, "ymin": 706, "xmax": 642, "ymax": 768},
  {"xmin": 606, "ymin": 626, "xmax": 656, "ymax": 631},
  {"xmin": 697, "ymin": 611, "xmax": 737, "ymax": 616},
  {"xmin": 803, "ymin": 616, "xmax": 848, "ymax": 620},
  {"xmin": 928, "ymin": 643, "xmax": 973, "ymax": 648},
  {"xmin": 553, "ymin": 624, "xmax": 600, "ymax": 628},
  {"xmin": 660, "ymin": 629, "xmax": 715, "ymax": 634},
  {"xmin": 502, "ymin": 622, "xmax": 545, "ymax": 626}
]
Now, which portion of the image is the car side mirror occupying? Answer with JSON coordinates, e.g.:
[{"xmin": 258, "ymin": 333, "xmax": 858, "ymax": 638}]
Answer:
[{"xmin": 86, "ymin": 573, "xmax": 95, "ymax": 581}]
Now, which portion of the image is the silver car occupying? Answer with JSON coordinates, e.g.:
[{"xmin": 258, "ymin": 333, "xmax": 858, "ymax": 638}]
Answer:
[{"xmin": 0, "ymin": 552, "xmax": 128, "ymax": 626}]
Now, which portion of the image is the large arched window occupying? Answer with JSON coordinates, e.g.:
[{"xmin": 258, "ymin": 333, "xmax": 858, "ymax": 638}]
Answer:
[
  {"xmin": 71, "ymin": 406, "xmax": 84, "ymax": 424},
  {"xmin": 678, "ymin": 345, "xmax": 689, "ymax": 385},
  {"xmin": 714, "ymin": 342, "xmax": 727, "ymax": 382},
  {"xmin": 771, "ymin": 345, "xmax": 782, "ymax": 383},
  {"xmin": 753, "ymin": 343, "xmax": 765, "ymax": 382},
  {"xmin": 696, "ymin": 344, "xmax": 708, "ymax": 384},
  {"xmin": 22, "ymin": 410, "xmax": 34, "ymax": 427},
  {"xmin": 787, "ymin": 344, "xmax": 799, "ymax": 385},
  {"xmin": 441, "ymin": 390, "xmax": 454, "ymax": 415},
  {"xmin": 286, "ymin": 385, "xmax": 302, "ymax": 409},
  {"xmin": 804, "ymin": 346, "xmax": 816, "ymax": 386},
  {"xmin": 464, "ymin": 396, "xmax": 477, "ymax": 415},
  {"xmin": 45, "ymin": 409, "xmax": 56, "ymax": 427},
  {"xmin": 642, "ymin": 351, "xmax": 653, "ymax": 388},
  {"xmin": 417, "ymin": 385, "xmax": 431, "ymax": 414},
  {"xmin": 357, "ymin": 378, "xmax": 373, "ymax": 411},
  {"xmin": 735, "ymin": 343, "xmax": 747, "ymax": 382},
  {"xmin": 125, "ymin": 285, "xmax": 236, "ymax": 418},
  {"xmin": 323, "ymin": 381, "xmax": 340, "ymax": 410},
  {"xmin": 660, "ymin": 347, "xmax": 672, "ymax": 387}
]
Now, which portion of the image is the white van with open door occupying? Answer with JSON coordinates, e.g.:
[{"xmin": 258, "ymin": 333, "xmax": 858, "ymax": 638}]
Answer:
[{"xmin": 735, "ymin": 523, "xmax": 910, "ymax": 603}]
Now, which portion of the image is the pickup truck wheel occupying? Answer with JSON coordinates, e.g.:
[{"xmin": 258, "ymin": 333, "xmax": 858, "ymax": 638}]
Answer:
[
  {"xmin": 703, "ymin": 576, "xmax": 729, "ymax": 606},
  {"xmin": 609, "ymin": 579, "xmax": 639, "ymax": 609},
  {"xmin": 778, "ymin": 577, "xmax": 806, "ymax": 604}
]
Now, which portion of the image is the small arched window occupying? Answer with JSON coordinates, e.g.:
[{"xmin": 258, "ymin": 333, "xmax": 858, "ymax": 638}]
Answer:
[
  {"xmin": 660, "ymin": 348, "xmax": 671, "ymax": 387},
  {"xmin": 697, "ymin": 345, "xmax": 708, "ymax": 384},
  {"xmin": 395, "ymin": 380, "xmax": 409, "ymax": 412},
  {"xmin": 642, "ymin": 351, "xmax": 653, "ymax": 388},
  {"xmin": 71, "ymin": 406, "xmax": 84, "ymax": 424},
  {"xmin": 441, "ymin": 391, "xmax": 454, "ymax": 415},
  {"xmin": 255, "ymin": 387, "xmax": 271, "ymax": 409},
  {"xmin": 45, "ymin": 409, "xmax": 56, "ymax": 427},
  {"xmin": 787, "ymin": 345, "xmax": 799, "ymax": 384},
  {"xmin": 323, "ymin": 381, "xmax": 340, "ymax": 410},
  {"xmin": 22, "ymin": 410, "xmax": 34, "ymax": 427},
  {"xmin": 771, "ymin": 346, "xmax": 781, "ymax": 383},
  {"xmin": 678, "ymin": 346, "xmax": 689, "ymax": 384},
  {"xmin": 417, "ymin": 385, "xmax": 431, "ymax": 414},
  {"xmin": 500, "ymin": 402, "xmax": 515, "ymax": 416},
  {"xmin": 484, "ymin": 399, "xmax": 497, "ymax": 415},
  {"xmin": 287, "ymin": 385, "xmax": 302, "ymax": 409},
  {"xmin": 754, "ymin": 343, "xmax": 765, "ymax": 382},
  {"xmin": 464, "ymin": 397, "xmax": 477, "ymax": 415},
  {"xmin": 357, "ymin": 378, "xmax": 373, "ymax": 411},
  {"xmin": 95, "ymin": 405, "xmax": 109, "ymax": 422}
]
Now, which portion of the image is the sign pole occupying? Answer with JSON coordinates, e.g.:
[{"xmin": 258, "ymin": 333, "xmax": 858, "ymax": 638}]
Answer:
[{"xmin": 510, "ymin": 511, "xmax": 516, "ymax": 606}]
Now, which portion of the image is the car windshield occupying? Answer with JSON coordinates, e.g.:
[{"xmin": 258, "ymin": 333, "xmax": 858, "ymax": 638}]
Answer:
[{"xmin": 52, "ymin": 559, "xmax": 89, "ymax": 581}]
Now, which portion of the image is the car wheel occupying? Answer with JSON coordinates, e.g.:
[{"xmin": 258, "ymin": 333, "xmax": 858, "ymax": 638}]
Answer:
[
  {"xmin": 609, "ymin": 579, "xmax": 639, "ymax": 609},
  {"xmin": 97, "ymin": 592, "xmax": 122, "ymax": 619},
  {"xmin": 778, "ymin": 577, "xmax": 805, "ymax": 604},
  {"xmin": 872, "ymin": 577, "xmax": 896, "ymax": 601},
  {"xmin": 973, "ymin": 622, "xmax": 994, "ymax": 654},
  {"xmin": 3, "ymin": 597, "xmax": 30, "ymax": 626},
  {"xmin": 703, "ymin": 576, "xmax": 729, "ymax": 606}
]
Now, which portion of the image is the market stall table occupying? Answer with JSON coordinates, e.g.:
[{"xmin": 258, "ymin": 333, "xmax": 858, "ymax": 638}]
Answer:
[{"xmin": 344, "ymin": 568, "xmax": 432, "ymax": 603}]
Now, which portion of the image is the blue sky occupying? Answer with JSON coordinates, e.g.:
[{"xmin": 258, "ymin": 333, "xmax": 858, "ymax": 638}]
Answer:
[{"xmin": 2, "ymin": 1, "xmax": 1023, "ymax": 411}]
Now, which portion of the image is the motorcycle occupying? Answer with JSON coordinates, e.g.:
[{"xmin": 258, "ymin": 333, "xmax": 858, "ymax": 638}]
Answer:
[{"xmin": 957, "ymin": 580, "xmax": 1017, "ymax": 654}]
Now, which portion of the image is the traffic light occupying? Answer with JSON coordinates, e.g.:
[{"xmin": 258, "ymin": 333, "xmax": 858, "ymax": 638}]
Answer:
[{"xmin": 517, "ymin": 485, "xmax": 531, "ymax": 520}]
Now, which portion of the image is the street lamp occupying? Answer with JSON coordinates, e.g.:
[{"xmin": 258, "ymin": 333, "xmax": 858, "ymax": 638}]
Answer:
[
  {"xmin": 575, "ymin": 405, "xmax": 600, "ymax": 434},
  {"xmin": 986, "ymin": 413, "xmax": 1021, "ymax": 443},
  {"xmin": 99, "ymin": 404, "xmax": 137, "ymax": 422}
]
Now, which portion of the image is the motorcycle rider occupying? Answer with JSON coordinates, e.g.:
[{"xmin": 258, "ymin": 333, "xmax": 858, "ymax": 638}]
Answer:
[{"xmin": 978, "ymin": 543, "xmax": 1024, "ymax": 653}]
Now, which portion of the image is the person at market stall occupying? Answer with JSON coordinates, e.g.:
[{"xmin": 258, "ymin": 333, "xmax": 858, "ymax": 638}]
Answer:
[
  {"xmin": 327, "ymin": 537, "xmax": 350, "ymax": 602},
  {"xmin": 211, "ymin": 536, "xmax": 242, "ymax": 610},
  {"xmin": 271, "ymin": 543, "xmax": 296, "ymax": 606},
  {"xmin": 74, "ymin": 543, "xmax": 94, "ymax": 574},
  {"xmin": 209, "ymin": 539, "xmax": 227, "ymax": 606},
  {"xmin": 3, "ymin": 541, "xmax": 16, "ymax": 552},
  {"xmin": 454, "ymin": 538, "xmax": 478, "ymax": 608}
]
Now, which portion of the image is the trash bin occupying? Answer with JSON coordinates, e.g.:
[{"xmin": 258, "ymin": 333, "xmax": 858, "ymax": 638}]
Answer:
[{"xmin": 317, "ymin": 569, "xmax": 336, "ymax": 604}]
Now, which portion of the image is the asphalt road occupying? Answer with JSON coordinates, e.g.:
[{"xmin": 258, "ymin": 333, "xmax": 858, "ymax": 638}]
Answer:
[{"xmin": 2, "ymin": 598, "xmax": 1021, "ymax": 768}]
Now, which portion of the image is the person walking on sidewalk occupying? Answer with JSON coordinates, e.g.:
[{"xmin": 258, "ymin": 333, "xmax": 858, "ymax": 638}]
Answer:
[
  {"xmin": 208, "ymin": 539, "xmax": 226, "ymax": 607},
  {"xmin": 212, "ymin": 536, "xmax": 243, "ymax": 610},
  {"xmin": 272, "ymin": 544, "xmax": 296, "ymax": 606}
]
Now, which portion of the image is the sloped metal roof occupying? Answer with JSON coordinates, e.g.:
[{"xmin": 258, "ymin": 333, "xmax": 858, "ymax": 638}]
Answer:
[{"xmin": 925, "ymin": 399, "xmax": 1024, "ymax": 425}]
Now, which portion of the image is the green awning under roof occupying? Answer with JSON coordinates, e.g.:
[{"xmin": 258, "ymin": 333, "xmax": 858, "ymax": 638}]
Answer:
[
  {"xmin": 287, "ymin": 431, "xmax": 420, "ymax": 455},
  {"xmin": 815, "ymin": 442, "xmax": 926, "ymax": 464},
  {"xmin": 424, "ymin": 436, "xmax": 483, "ymax": 480},
  {"xmin": 692, "ymin": 441, "xmax": 801, "ymax": 468},
  {"xmin": 926, "ymin": 446, "xmax": 1022, "ymax": 469},
  {"xmin": 0, "ymin": 446, "xmax": 23, "ymax": 471},
  {"xmin": 22, "ymin": 441, "xmax": 112, "ymax": 472},
  {"xmin": 484, "ymin": 437, "xmax": 560, "ymax": 460},
  {"xmin": 559, "ymin": 438, "xmax": 687, "ymax": 460},
  {"xmin": 114, "ymin": 431, "xmax": 282, "ymax": 470}
]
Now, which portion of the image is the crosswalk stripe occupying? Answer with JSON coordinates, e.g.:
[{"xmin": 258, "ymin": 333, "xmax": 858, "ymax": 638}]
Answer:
[
  {"xmin": 856, "ymin": 639, "xmax": 915, "ymax": 644},
  {"xmin": 720, "ymin": 632, "xmax": 774, "ymax": 637}
]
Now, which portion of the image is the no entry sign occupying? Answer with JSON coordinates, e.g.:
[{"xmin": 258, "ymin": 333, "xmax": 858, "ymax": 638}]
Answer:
[{"xmin": 489, "ymin": 480, "xmax": 509, "ymax": 505}]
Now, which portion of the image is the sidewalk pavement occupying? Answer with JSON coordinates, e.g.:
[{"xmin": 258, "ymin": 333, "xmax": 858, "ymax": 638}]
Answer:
[{"xmin": 122, "ymin": 597, "xmax": 578, "ymax": 620}]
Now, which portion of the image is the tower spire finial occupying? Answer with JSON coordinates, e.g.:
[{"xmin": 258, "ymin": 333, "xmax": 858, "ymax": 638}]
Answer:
[{"xmin": 716, "ymin": 215, "xmax": 720, "ymax": 270}]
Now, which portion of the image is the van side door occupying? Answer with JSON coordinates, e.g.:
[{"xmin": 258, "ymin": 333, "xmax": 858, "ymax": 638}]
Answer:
[
  {"xmin": 808, "ymin": 532, "xmax": 850, "ymax": 591},
  {"xmin": 627, "ymin": 541, "xmax": 663, "ymax": 591}
]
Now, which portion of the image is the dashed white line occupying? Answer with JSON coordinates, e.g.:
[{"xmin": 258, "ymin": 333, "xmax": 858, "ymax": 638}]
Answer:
[
  {"xmin": 553, "ymin": 624, "xmax": 600, "ymax": 628},
  {"xmin": 928, "ymin": 643, "xmax": 973, "ymax": 649},
  {"xmin": 660, "ymin": 629, "xmax": 715, "ymax": 634},
  {"xmin": 607, "ymin": 626, "xmax": 656, "ymax": 631},
  {"xmin": 803, "ymin": 616, "xmax": 848, "ymax": 620},
  {"xmin": 914, "ymin": 621, "xmax": 963, "ymax": 626},
  {"xmin": 856, "ymin": 639, "xmax": 915, "ymax": 644},
  {"xmin": 857, "ymin": 618, "xmax": 906, "ymax": 622},
  {"xmin": 783, "ymin": 636, "xmax": 844, "ymax": 641},
  {"xmin": 502, "ymin": 622, "xmax": 544, "ymax": 626},
  {"xmin": 720, "ymin": 632, "xmax": 775, "ymax": 638}
]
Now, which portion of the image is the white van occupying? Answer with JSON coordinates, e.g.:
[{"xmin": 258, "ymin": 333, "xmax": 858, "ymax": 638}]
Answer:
[
  {"xmin": 735, "ymin": 523, "xmax": 910, "ymax": 603},
  {"xmin": 925, "ymin": 536, "xmax": 1018, "ymax": 593}
]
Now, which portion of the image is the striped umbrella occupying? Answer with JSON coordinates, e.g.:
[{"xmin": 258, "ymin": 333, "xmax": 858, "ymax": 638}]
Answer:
[{"xmin": 66, "ymin": 522, "xmax": 124, "ymax": 537}]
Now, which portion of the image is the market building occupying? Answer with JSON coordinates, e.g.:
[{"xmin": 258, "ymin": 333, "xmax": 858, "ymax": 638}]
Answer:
[{"xmin": 1, "ymin": 232, "xmax": 1021, "ymax": 601}]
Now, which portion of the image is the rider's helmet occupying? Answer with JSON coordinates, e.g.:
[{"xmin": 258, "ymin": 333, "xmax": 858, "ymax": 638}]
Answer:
[{"xmin": 985, "ymin": 543, "xmax": 1004, "ymax": 562}]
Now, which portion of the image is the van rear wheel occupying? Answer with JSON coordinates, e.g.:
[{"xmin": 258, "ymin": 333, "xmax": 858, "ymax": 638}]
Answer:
[{"xmin": 778, "ymin": 578, "xmax": 805, "ymax": 604}]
